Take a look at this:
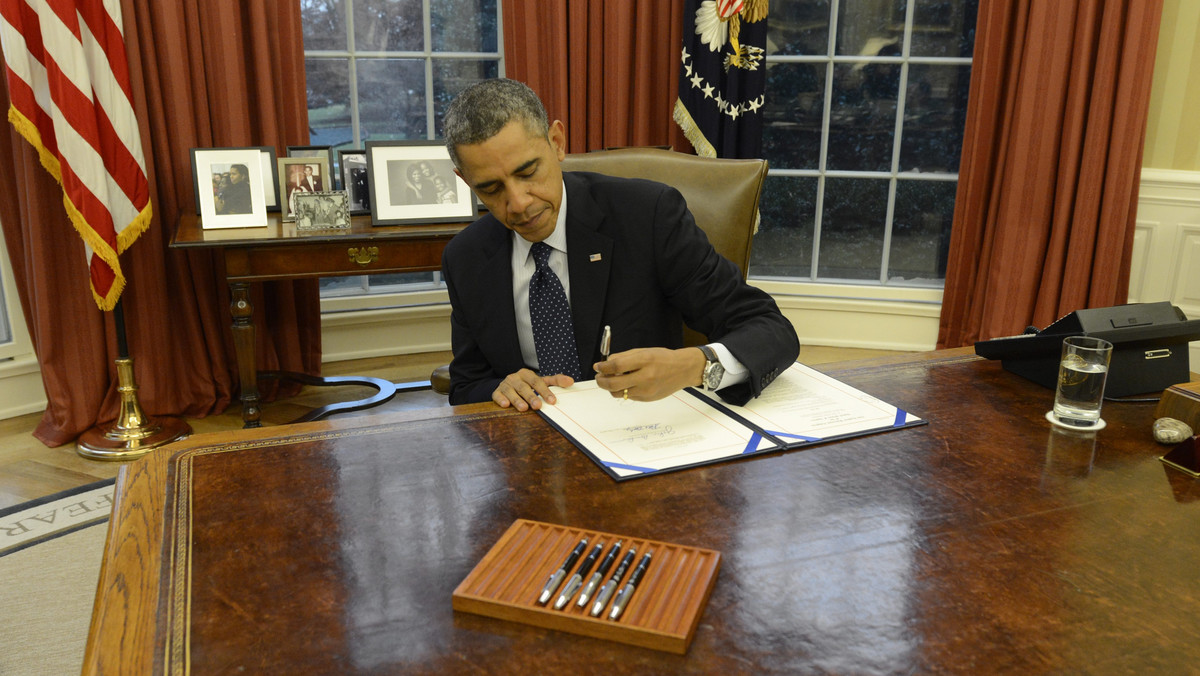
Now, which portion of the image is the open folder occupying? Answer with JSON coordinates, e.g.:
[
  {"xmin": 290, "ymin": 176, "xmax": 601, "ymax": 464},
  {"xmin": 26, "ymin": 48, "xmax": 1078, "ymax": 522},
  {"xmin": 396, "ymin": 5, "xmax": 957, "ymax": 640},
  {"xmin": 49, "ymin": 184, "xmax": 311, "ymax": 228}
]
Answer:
[{"xmin": 538, "ymin": 362, "xmax": 925, "ymax": 480}]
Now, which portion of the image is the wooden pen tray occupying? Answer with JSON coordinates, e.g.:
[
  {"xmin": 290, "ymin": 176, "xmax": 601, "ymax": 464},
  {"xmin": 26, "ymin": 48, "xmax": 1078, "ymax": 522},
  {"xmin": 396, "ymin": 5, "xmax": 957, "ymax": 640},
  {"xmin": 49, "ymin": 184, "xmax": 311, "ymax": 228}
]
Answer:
[{"xmin": 452, "ymin": 519, "xmax": 721, "ymax": 654}]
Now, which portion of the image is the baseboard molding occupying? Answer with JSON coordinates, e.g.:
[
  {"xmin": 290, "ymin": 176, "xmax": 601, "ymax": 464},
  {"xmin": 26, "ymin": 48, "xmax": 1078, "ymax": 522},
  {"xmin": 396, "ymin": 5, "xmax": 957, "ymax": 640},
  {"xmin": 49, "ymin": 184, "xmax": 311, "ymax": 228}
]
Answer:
[{"xmin": 0, "ymin": 357, "xmax": 47, "ymax": 420}]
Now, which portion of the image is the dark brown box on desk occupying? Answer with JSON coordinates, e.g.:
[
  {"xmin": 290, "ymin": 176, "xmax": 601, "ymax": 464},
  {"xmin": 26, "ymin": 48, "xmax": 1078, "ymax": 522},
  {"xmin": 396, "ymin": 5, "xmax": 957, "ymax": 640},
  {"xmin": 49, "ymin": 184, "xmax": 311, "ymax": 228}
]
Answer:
[{"xmin": 452, "ymin": 519, "xmax": 721, "ymax": 654}]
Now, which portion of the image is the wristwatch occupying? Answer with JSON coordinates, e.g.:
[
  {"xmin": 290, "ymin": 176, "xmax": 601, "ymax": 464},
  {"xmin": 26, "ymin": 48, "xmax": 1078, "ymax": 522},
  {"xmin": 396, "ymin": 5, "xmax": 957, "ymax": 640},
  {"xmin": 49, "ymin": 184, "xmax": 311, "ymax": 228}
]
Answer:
[{"xmin": 698, "ymin": 345, "xmax": 725, "ymax": 391}]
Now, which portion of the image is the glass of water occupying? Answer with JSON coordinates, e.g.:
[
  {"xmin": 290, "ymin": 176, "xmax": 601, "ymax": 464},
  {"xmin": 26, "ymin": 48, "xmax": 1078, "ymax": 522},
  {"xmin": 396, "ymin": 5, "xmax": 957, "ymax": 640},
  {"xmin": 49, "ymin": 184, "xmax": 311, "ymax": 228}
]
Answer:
[{"xmin": 1050, "ymin": 336, "xmax": 1114, "ymax": 428}]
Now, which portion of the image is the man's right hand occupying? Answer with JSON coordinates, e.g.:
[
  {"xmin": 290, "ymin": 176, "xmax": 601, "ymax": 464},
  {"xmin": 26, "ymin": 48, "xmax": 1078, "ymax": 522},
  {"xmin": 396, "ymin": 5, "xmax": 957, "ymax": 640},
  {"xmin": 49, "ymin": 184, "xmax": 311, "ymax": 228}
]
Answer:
[{"xmin": 493, "ymin": 368, "xmax": 575, "ymax": 411}]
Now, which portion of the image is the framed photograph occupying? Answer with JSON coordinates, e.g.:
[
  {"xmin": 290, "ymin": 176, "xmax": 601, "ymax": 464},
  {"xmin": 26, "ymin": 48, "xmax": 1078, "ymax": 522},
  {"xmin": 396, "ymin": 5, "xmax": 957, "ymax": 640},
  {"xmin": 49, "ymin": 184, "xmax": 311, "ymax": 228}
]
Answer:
[
  {"xmin": 338, "ymin": 149, "xmax": 370, "ymax": 215},
  {"xmin": 287, "ymin": 145, "xmax": 335, "ymax": 184},
  {"xmin": 278, "ymin": 156, "xmax": 331, "ymax": 221},
  {"xmin": 293, "ymin": 191, "xmax": 351, "ymax": 231},
  {"xmin": 366, "ymin": 141, "xmax": 475, "ymax": 226},
  {"xmin": 190, "ymin": 147, "xmax": 268, "ymax": 229}
]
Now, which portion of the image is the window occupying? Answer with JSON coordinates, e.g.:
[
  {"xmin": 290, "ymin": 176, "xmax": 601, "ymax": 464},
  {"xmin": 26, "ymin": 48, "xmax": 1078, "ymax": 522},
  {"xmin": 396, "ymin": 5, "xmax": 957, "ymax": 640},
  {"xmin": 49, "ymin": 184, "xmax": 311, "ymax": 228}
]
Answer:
[
  {"xmin": 751, "ymin": 0, "xmax": 977, "ymax": 287},
  {"xmin": 300, "ymin": 0, "xmax": 502, "ymax": 298},
  {"xmin": 0, "ymin": 223, "xmax": 32, "ymax": 362}
]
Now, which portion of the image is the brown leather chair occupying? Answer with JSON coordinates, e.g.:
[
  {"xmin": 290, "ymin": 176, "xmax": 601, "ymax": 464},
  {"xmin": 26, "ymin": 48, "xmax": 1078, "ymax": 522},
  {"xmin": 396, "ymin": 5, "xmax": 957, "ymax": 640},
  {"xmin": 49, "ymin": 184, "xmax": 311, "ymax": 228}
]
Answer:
[{"xmin": 430, "ymin": 147, "xmax": 769, "ymax": 395}]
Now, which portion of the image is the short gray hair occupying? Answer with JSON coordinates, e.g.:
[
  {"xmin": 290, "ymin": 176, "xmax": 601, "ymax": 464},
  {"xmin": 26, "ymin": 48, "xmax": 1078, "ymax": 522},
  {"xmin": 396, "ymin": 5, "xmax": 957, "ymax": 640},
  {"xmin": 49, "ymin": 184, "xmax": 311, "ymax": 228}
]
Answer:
[{"xmin": 443, "ymin": 79, "xmax": 549, "ymax": 167}]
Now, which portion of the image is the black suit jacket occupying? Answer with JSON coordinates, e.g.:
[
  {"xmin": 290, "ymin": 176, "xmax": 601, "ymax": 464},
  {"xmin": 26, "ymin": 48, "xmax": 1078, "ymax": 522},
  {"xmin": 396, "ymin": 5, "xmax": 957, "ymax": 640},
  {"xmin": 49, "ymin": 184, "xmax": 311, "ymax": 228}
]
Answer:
[{"xmin": 441, "ymin": 171, "xmax": 799, "ymax": 405}]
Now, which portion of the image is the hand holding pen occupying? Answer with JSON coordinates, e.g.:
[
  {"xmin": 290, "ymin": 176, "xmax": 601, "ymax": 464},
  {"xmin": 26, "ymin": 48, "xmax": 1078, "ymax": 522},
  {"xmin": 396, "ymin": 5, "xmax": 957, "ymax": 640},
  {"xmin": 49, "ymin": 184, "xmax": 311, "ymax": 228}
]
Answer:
[{"xmin": 598, "ymin": 324, "xmax": 628, "ymax": 401}]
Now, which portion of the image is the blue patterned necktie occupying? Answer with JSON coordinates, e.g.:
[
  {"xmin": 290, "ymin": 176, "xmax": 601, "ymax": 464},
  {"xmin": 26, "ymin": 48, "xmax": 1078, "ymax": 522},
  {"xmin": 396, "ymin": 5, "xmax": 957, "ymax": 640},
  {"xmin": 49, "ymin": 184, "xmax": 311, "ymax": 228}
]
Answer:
[{"xmin": 528, "ymin": 242, "xmax": 581, "ymax": 379}]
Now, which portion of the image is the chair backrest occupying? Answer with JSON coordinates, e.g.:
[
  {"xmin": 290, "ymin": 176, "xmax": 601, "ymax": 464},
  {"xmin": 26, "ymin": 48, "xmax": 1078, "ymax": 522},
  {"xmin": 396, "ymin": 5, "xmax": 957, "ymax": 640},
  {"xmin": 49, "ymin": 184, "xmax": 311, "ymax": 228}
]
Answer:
[
  {"xmin": 561, "ymin": 147, "xmax": 768, "ymax": 279},
  {"xmin": 562, "ymin": 147, "xmax": 768, "ymax": 347}
]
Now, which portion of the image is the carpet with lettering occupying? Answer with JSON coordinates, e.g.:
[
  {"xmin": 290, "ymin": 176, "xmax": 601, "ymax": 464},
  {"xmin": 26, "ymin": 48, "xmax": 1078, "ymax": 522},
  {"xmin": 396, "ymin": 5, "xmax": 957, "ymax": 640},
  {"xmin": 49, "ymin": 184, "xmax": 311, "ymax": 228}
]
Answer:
[{"xmin": 0, "ymin": 479, "xmax": 116, "ymax": 558}]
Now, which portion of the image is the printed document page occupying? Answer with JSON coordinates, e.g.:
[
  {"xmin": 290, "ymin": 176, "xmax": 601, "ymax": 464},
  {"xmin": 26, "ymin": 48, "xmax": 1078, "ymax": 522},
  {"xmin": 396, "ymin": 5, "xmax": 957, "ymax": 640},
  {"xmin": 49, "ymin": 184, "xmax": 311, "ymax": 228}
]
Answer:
[
  {"xmin": 694, "ymin": 362, "xmax": 922, "ymax": 443},
  {"xmin": 539, "ymin": 380, "xmax": 780, "ymax": 479}
]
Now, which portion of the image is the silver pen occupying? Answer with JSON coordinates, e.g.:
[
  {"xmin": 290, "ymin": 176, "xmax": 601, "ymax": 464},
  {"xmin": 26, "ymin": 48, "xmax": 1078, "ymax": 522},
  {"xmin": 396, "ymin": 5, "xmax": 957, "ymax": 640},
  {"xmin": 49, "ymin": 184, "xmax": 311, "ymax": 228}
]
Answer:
[
  {"xmin": 600, "ymin": 324, "xmax": 612, "ymax": 360},
  {"xmin": 609, "ymin": 551, "xmax": 652, "ymax": 620},
  {"xmin": 590, "ymin": 548, "xmax": 637, "ymax": 617},
  {"xmin": 554, "ymin": 541, "xmax": 605, "ymax": 610},
  {"xmin": 537, "ymin": 537, "xmax": 588, "ymax": 605},
  {"xmin": 577, "ymin": 540, "xmax": 622, "ymax": 608}
]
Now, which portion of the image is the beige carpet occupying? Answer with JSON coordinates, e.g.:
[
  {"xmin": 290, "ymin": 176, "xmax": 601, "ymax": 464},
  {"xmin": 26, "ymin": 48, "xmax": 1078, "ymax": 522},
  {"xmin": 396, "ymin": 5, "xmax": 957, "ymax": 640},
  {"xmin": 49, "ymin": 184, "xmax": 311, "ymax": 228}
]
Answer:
[{"xmin": 0, "ymin": 482, "xmax": 113, "ymax": 676}]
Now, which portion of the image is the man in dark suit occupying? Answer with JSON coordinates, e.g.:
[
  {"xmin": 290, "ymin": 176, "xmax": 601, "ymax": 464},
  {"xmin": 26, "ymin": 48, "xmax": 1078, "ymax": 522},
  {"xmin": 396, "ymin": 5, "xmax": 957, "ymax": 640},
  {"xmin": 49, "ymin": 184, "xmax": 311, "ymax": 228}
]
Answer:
[{"xmin": 441, "ymin": 79, "xmax": 798, "ymax": 410}]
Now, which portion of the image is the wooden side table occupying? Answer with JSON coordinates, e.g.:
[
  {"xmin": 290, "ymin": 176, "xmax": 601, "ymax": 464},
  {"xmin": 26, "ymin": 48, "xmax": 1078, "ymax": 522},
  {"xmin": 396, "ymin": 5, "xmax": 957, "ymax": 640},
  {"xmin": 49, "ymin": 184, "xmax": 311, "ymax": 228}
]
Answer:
[{"xmin": 171, "ymin": 212, "xmax": 466, "ymax": 427}]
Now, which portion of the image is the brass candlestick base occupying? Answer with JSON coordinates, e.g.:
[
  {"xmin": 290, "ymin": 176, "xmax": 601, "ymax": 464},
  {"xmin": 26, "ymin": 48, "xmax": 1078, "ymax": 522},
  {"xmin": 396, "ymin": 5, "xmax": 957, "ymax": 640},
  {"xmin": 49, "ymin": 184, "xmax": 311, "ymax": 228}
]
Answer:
[{"xmin": 77, "ymin": 357, "xmax": 191, "ymax": 461}]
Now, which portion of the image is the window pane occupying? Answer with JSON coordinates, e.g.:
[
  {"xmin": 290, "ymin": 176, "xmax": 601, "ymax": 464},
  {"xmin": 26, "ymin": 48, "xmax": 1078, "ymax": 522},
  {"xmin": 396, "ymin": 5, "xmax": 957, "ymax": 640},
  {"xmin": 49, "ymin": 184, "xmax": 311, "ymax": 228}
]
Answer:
[
  {"xmin": 763, "ymin": 63, "xmax": 825, "ymax": 171},
  {"xmin": 367, "ymin": 272, "xmax": 436, "ymax": 287},
  {"xmin": 749, "ymin": 175, "xmax": 818, "ymax": 278},
  {"xmin": 432, "ymin": 59, "xmax": 500, "ymax": 137},
  {"xmin": 432, "ymin": 0, "xmax": 498, "ymax": 52},
  {"xmin": 835, "ymin": 0, "xmax": 904, "ymax": 57},
  {"xmin": 910, "ymin": 0, "xmax": 978, "ymax": 58},
  {"xmin": 0, "ymin": 278, "xmax": 11, "ymax": 345},
  {"xmin": 355, "ymin": 0, "xmax": 423, "ymax": 52},
  {"xmin": 827, "ymin": 63, "xmax": 897, "ymax": 172},
  {"xmin": 357, "ymin": 59, "xmax": 426, "ymax": 141},
  {"xmin": 899, "ymin": 64, "xmax": 970, "ymax": 173},
  {"xmin": 766, "ymin": 0, "xmax": 831, "ymax": 56},
  {"xmin": 887, "ymin": 179, "xmax": 956, "ymax": 283},
  {"xmin": 301, "ymin": 0, "xmax": 346, "ymax": 51},
  {"xmin": 817, "ymin": 178, "xmax": 888, "ymax": 280},
  {"xmin": 306, "ymin": 58, "xmax": 354, "ymax": 148},
  {"xmin": 320, "ymin": 276, "xmax": 369, "ymax": 295}
]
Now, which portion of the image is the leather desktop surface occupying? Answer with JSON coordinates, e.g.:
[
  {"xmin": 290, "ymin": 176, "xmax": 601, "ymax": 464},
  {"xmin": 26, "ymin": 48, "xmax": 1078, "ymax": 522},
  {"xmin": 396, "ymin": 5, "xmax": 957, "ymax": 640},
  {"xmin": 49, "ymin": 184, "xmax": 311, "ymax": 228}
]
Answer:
[{"xmin": 85, "ymin": 349, "xmax": 1200, "ymax": 674}]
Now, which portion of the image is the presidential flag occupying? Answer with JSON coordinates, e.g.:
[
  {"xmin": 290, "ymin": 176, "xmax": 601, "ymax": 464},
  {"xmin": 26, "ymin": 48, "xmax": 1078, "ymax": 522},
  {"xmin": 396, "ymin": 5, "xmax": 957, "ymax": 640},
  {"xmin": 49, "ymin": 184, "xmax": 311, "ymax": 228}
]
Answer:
[
  {"xmin": 674, "ymin": 0, "xmax": 769, "ymax": 159},
  {"xmin": 0, "ymin": 0, "xmax": 151, "ymax": 311}
]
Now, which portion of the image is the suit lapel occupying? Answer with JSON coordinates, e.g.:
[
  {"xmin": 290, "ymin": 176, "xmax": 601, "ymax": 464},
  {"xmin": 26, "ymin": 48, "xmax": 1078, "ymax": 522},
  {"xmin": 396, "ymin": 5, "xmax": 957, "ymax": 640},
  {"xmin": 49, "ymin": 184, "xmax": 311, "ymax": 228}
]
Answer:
[
  {"xmin": 476, "ymin": 221, "xmax": 522, "ymax": 368},
  {"xmin": 564, "ymin": 173, "xmax": 612, "ymax": 372}
]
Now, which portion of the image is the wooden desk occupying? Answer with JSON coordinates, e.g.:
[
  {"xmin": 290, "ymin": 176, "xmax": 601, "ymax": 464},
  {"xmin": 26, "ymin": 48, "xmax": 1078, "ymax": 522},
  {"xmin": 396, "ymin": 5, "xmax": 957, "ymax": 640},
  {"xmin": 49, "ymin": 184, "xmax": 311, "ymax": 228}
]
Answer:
[
  {"xmin": 84, "ymin": 349, "xmax": 1200, "ymax": 674},
  {"xmin": 171, "ymin": 212, "xmax": 466, "ymax": 428}
]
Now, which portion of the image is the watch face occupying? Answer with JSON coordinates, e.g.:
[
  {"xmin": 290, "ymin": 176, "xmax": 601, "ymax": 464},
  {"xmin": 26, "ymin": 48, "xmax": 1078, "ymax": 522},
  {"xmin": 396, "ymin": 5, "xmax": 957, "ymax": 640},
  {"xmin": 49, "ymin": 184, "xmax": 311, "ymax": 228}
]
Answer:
[{"xmin": 704, "ymin": 361, "xmax": 724, "ymax": 390}]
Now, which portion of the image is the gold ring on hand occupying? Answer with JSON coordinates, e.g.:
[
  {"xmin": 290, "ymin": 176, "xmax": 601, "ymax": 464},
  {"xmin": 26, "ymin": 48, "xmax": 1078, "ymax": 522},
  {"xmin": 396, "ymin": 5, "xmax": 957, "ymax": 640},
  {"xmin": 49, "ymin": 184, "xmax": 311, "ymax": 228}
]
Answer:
[{"xmin": 623, "ymin": 389, "xmax": 628, "ymax": 400}]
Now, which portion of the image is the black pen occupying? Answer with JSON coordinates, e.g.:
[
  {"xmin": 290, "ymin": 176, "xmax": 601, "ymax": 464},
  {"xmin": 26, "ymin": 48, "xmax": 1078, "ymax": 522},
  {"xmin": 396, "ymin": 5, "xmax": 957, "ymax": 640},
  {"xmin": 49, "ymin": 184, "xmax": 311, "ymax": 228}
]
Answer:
[
  {"xmin": 537, "ymin": 537, "xmax": 588, "ymax": 605},
  {"xmin": 590, "ymin": 547, "xmax": 637, "ymax": 617},
  {"xmin": 577, "ymin": 540, "xmax": 622, "ymax": 608},
  {"xmin": 608, "ymin": 551, "xmax": 652, "ymax": 620},
  {"xmin": 554, "ymin": 540, "xmax": 605, "ymax": 610}
]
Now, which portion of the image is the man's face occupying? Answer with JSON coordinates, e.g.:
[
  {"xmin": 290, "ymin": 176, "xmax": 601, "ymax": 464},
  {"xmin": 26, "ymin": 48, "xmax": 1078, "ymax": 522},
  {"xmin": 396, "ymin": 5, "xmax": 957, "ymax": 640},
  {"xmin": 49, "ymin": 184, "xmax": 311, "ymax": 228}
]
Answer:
[
  {"xmin": 454, "ymin": 119, "xmax": 566, "ymax": 243},
  {"xmin": 305, "ymin": 166, "xmax": 314, "ymax": 177}
]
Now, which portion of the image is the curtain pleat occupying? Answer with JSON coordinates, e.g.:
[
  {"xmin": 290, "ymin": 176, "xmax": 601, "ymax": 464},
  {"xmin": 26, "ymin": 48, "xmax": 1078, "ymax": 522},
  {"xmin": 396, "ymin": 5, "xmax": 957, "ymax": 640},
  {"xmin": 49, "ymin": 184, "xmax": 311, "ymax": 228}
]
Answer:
[
  {"xmin": 502, "ymin": 0, "xmax": 686, "ymax": 152},
  {"xmin": 937, "ymin": 0, "xmax": 1163, "ymax": 348},
  {"xmin": 0, "ymin": 0, "xmax": 320, "ymax": 446}
]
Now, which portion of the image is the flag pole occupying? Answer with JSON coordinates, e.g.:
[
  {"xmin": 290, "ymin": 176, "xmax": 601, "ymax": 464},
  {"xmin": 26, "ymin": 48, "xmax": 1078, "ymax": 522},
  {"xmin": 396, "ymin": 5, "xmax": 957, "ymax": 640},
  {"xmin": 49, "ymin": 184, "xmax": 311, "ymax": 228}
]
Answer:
[{"xmin": 76, "ymin": 300, "xmax": 191, "ymax": 460}]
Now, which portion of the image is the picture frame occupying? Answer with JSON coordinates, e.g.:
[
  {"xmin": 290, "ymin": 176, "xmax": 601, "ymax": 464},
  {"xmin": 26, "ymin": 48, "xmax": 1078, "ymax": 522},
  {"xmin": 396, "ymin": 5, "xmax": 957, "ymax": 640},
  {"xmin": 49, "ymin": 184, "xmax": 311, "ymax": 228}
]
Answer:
[
  {"xmin": 287, "ymin": 145, "xmax": 335, "ymax": 184},
  {"xmin": 277, "ymin": 156, "xmax": 332, "ymax": 221},
  {"xmin": 190, "ymin": 147, "xmax": 269, "ymax": 229},
  {"xmin": 366, "ymin": 140, "xmax": 475, "ymax": 226},
  {"xmin": 337, "ymin": 149, "xmax": 370, "ymax": 215},
  {"xmin": 293, "ymin": 191, "xmax": 351, "ymax": 231}
]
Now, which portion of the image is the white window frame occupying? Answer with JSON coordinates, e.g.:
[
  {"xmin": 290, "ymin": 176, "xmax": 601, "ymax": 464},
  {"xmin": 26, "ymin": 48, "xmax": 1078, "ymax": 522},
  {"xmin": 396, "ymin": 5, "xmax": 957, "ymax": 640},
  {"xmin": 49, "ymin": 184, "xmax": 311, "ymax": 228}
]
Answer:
[
  {"xmin": 303, "ymin": 0, "xmax": 503, "ymax": 310},
  {"xmin": 753, "ymin": 0, "xmax": 974, "ymax": 292}
]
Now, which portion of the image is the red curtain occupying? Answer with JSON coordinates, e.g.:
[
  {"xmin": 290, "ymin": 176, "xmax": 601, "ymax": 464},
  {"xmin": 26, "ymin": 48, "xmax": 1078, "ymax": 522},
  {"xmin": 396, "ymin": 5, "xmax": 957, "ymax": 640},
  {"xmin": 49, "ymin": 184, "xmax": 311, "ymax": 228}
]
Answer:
[
  {"xmin": 0, "ymin": 1, "xmax": 320, "ymax": 447},
  {"xmin": 502, "ymin": 0, "xmax": 689, "ymax": 153},
  {"xmin": 937, "ymin": 0, "xmax": 1163, "ymax": 348}
]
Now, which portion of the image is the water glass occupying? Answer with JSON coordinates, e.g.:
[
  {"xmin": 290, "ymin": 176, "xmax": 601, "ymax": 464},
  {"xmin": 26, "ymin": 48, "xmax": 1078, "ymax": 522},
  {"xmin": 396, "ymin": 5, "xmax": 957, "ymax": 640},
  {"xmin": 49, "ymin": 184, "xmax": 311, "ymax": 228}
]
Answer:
[{"xmin": 1051, "ymin": 336, "xmax": 1113, "ymax": 428}]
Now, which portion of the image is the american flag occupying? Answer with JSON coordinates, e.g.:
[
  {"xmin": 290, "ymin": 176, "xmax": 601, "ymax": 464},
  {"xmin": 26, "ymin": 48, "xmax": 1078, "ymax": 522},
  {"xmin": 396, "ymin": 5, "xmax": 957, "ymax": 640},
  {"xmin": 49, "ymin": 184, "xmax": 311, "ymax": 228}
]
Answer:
[{"xmin": 0, "ymin": 0, "xmax": 150, "ymax": 310}]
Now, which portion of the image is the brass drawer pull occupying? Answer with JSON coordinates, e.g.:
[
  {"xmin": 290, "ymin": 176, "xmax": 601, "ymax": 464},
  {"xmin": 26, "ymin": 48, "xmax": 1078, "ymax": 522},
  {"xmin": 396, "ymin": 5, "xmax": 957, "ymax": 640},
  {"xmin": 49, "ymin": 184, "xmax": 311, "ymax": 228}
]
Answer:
[{"xmin": 349, "ymin": 246, "xmax": 378, "ymax": 266}]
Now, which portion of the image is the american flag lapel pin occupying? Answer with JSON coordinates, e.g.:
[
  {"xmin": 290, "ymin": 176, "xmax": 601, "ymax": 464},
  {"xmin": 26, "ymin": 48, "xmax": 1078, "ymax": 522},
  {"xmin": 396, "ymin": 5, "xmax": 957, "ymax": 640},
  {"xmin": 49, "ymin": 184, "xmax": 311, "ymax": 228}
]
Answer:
[{"xmin": 589, "ymin": 253, "xmax": 602, "ymax": 262}]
